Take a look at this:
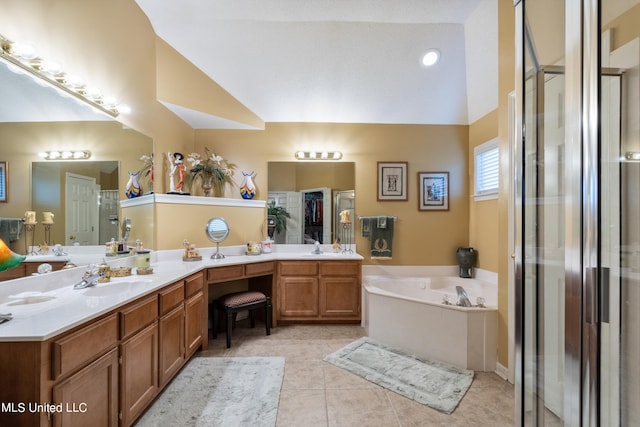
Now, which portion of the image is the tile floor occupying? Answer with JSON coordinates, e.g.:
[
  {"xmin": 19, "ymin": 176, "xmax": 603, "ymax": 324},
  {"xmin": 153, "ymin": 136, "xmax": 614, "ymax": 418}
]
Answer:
[{"xmin": 200, "ymin": 322, "xmax": 515, "ymax": 427}]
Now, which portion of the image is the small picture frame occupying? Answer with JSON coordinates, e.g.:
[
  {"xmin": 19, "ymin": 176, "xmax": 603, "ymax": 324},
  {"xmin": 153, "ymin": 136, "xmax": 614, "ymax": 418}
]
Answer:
[
  {"xmin": 0, "ymin": 161, "xmax": 7, "ymax": 203},
  {"xmin": 377, "ymin": 162, "xmax": 408, "ymax": 201},
  {"xmin": 418, "ymin": 171, "xmax": 449, "ymax": 211}
]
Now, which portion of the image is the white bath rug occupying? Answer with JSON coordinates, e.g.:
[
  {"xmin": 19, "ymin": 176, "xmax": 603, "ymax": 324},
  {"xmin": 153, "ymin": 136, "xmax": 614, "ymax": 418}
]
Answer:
[
  {"xmin": 135, "ymin": 356, "xmax": 284, "ymax": 427},
  {"xmin": 324, "ymin": 337, "xmax": 473, "ymax": 414}
]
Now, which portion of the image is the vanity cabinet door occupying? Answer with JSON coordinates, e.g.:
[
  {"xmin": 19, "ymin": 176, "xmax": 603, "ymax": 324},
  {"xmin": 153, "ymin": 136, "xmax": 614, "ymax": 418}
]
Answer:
[
  {"xmin": 158, "ymin": 305, "xmax": 185, "ymax": 387},
  {"xmin": 185, "ymin": 291, "xmax": 204, "ymax": 357},
  {"xmin": 278, "ymin": 276, "xmax": 319, "ymax": 319},
  {"xmin": 320, "ymin": 276, "xmax": 360, "ymax": 319},
  {"xmin": 52, "ymin": 347, "xmax": 119, "ymax": 427},
  {"xmin": 120, "ymin": 321, "xmax": 158, "ymax": 427}
]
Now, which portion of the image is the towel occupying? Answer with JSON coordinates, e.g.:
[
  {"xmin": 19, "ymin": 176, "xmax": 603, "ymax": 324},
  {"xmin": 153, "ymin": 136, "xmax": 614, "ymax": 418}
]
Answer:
[
  {"xmin": 0, "ymin": 218, "xmax": 22, "ymax": 243},
  {"xmin": 361, "ymin": 216, "xmax": 394, "ymax": 259}
]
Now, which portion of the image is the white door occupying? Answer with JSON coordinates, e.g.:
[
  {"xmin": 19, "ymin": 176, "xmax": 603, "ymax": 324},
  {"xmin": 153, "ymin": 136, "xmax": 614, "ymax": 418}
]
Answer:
[
  {"xmin": 285, "ymin": 191, "xmax": 302, "ymax": 244},
  {"xmin": 65, "ymin": 173, "xmax": 98, "ymax": 245}
]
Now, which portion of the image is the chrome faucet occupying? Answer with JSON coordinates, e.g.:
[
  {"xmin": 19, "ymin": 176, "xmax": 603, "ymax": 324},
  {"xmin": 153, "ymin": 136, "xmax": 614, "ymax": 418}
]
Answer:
[
  {"xmin": 455, "ymin": 286, "xmax": 472, "ymax": 307},
  {"xmin": 73, "ymin": 267, "xmax": 101, "ymax": 289},
  {"xmin": 312, "ymin": 241, "xmax": 323, "ymax": 255}
]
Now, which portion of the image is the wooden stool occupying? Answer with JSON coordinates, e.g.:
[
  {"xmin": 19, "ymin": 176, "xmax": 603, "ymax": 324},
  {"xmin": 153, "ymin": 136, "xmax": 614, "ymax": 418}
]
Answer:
[{"xmin": 212, "ymin": 291, "xmax": 271, "ymax": 348}]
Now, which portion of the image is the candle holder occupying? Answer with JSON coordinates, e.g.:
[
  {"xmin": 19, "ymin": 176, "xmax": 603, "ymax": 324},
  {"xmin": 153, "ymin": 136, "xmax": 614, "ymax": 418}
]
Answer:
[
  {"xmin": 340, "ymin": 222, "xmax": 353, "ymax": 254},
  {"xmin": 23, "ymin": 220, "xmax": 37, "ymax": 255},
  {"xmin": 43, "ymin": 222, "xmax": 53, "ymax": 246}
]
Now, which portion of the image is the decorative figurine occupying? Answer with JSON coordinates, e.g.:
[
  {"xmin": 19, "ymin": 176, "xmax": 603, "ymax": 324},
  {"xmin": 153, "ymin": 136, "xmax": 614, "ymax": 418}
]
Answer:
[
  {"xmin": 182, "ymin": 239, "xmax": 202, "ymax": 261},
  {"xmin": 168, "ymin": 152, "xmax": 189, "ymax": 194},
  {"xmin": 240, "ymin": 171, "xmax": 256, "ymax": 199}
]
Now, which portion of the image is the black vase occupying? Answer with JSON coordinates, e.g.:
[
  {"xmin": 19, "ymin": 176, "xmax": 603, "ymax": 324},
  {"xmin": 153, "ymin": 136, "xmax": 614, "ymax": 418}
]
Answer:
[{"xmin": 456, "ymin": 247, "xmax": 477, "ymax": 278}]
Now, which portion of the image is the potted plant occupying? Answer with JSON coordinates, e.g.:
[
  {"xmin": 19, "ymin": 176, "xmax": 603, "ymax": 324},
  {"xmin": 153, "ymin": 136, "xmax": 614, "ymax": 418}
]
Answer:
[{"xmin": 267, "ymin": 200, "xmax": 291, "ymax": 238}]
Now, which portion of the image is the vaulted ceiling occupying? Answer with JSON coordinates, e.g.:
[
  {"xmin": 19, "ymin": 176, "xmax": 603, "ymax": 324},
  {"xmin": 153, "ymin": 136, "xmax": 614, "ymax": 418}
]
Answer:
[{"xmin": 136, "ymin": 0, "xmax": 497, "ymax": 128}]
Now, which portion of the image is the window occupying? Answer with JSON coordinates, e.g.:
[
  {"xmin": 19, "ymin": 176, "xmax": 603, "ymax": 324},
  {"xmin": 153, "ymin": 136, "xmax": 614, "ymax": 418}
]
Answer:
[{"xmin": 474, "ymin": 138, "xmax": 499, "ymax": 200}]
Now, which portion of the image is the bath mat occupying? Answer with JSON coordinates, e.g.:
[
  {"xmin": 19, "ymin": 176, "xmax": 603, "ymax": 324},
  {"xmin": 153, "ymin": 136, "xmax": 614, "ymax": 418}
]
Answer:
[
  {"xmin": 135, "ymin": 356, "xmax": 284, "ymax": 427},
  {"xmin": 324, "ymin": 337, "xmax": 473, "ymax": 414}
]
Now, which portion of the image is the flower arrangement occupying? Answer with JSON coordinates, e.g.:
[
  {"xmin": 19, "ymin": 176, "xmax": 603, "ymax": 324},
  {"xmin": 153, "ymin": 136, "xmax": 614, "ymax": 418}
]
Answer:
[{"xmin": 185, "ymin": 147, "xmax": 235, "ymax": 196}]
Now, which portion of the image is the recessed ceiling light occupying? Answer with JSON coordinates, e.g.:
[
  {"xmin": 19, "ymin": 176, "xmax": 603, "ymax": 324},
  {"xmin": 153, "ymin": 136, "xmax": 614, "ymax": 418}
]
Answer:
[{"xmin": 421, "ymin": 49, "xmax": 440, "ymax": 67}]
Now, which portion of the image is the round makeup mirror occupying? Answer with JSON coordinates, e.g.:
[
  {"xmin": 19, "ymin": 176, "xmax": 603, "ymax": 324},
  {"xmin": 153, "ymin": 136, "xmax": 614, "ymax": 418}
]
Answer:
[{"xmin": 205, "ymin": 217, "xmax": 229, "ymax": 259}]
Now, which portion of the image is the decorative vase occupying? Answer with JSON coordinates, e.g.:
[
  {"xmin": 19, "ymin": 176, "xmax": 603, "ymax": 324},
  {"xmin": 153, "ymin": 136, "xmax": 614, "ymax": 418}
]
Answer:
[
  {"xmin": 240, "ymin": 171, "xmax": 256, "ymax": 199},
  {"xmin": 456, "ymin": 247, "xmax": 477, "ymax": 278},
  {"xmin": 200, "ymin": 171, "xmax": 215, "ymax": 197},
  {"xmin": 125, "ymin": 170, "xmax": 142, "ymax": 198}
]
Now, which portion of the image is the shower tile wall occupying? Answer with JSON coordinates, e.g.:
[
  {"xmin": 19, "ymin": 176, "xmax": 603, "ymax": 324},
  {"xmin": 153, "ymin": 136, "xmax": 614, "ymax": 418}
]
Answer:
[{"xmin": 99, "ymin": 190, "xmax": 119, "ymax": 244}]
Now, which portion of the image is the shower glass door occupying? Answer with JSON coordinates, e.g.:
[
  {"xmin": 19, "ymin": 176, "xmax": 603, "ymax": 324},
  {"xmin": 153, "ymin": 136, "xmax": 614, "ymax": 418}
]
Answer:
[
  {"xmin": 518, "ymin": 0, "xmax": 630, "ymax": 425},
  {"xmin": 518, "ymin": 0, "xmax": 568, "ymax": 423}
]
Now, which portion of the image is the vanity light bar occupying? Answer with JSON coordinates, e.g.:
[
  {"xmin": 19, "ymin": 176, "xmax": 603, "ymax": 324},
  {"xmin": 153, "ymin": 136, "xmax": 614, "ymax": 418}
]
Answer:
[
  {"xmin": 295, "ymin": 151, "xmax": 343, "ymax": 160},
  {"xmin": 625, "ymin": 152, "xmax": 640, "ymax": 161},
  {"xmin": 0, "ymin": 33, "xmax": 125, "ymax": 118},
  {"xmin": 38, "ymin": 150, "xmax": 91, "ymax": 160}
]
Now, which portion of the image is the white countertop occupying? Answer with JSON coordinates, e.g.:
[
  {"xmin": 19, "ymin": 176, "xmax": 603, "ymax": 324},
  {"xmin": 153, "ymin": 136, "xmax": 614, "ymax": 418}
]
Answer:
[{"xmin": 0, "ymin": 244, "xmax": 362, "ymax": 342}]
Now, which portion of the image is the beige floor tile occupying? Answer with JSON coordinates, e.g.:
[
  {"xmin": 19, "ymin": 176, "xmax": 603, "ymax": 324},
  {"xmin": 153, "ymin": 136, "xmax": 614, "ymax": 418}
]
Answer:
[
  {"xmin": 202, "ymin": 324, "xmax": 514, "ymax": 426},
  {"xmin": 276, "ymin": 389, "xmax": 327, "ymax": 427},
  {"xmin": 326, "ymin": 388, "xmax": 399, "ymax": 426},
  {"xmin": 282, "ymin": 360, "xmax": 326, "ymax": 390}
]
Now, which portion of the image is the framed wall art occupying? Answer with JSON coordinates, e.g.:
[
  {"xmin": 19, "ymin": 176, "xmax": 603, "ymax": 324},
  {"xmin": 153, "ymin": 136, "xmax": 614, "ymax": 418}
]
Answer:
[
  {"xmin": 0, "ymin": 161, "xmax": 7, "ymax": 202},
  {"xmin": 377, "ymin": 161, "xmax": 408, "ymax": 201},
  {"xmin": 418, "ymin": 171, "xmax": 449, "ymax": 211}
]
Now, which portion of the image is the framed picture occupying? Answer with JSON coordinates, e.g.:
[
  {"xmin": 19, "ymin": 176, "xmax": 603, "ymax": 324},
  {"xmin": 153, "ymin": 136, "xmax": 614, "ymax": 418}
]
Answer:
[
  {"xmin": 418, "ymin": 171, "xmax": 449, "ymax": 211},
  {"xmin": 0, "ymin": 161, "xmax": 7, "ymax": 203},
  {"xmin": 377, "ymin": 162, "xmax": 408, "ymax": 201}
]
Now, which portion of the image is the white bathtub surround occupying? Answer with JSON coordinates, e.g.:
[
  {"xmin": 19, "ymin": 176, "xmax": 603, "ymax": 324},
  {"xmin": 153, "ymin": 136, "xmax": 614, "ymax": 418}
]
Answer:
[{"xmin": 362, "ymin": 266, "xmax": 498, "ymax": 372}]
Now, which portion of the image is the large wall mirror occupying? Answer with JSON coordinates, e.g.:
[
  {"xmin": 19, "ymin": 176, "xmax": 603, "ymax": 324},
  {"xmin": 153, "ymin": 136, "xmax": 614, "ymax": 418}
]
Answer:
[
  {"xmin": 267, "ymin": 162, "xmax": 355, "ymax": 245},
  {"xmin": 0, "ymin": 55, "xmax": 154, "ymax": 262}
]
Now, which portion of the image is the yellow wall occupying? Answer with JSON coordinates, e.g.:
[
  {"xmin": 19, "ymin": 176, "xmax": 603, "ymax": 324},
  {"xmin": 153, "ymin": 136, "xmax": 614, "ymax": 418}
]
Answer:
[
  {"xmin": 497, "ymin": 0, "xmax": 516, "ymax": 368},
  {"xmin": 195, "ymin": 122, "xmax": 470, "ymax": 266},
  {"xmin": 469, "ymin": 109, "xmax": 499, "ymax": 273}
]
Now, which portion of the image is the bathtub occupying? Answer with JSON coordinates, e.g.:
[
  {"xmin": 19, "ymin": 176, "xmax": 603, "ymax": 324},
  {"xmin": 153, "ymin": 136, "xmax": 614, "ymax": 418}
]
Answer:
[{"xmin": 363, "ymin": 272, "xmax": 498, "ymax": 372}]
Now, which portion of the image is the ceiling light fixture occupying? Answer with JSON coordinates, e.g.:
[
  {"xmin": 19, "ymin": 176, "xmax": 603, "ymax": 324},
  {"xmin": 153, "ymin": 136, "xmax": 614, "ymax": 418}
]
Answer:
[
  {"xmin": 295, "ymin": 151, "xmax": 343, "ymax": 160},
  {"xmin": 0, "ymin": 33, "xmax": 128, "ymax": 118},
  {"xmin": 421, "ymin": 49, "xmax": 441, "ymax": 67},
  {"xmin": 38, "ymin": 150, "xmax": 91, "ymax": 160}
]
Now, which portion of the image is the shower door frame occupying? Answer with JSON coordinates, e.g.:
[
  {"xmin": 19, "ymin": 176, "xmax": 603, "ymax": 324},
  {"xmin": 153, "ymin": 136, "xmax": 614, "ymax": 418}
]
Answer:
[{"xmin": 515, "ymin": 0, "xmax": 607, "ymax": 425}]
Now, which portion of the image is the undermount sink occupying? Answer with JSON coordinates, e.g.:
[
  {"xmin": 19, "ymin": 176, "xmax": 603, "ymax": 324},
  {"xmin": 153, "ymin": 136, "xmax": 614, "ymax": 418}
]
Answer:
[{"xmin": 5, "ymin": 292, "xmax": 57, "ymax": 305}]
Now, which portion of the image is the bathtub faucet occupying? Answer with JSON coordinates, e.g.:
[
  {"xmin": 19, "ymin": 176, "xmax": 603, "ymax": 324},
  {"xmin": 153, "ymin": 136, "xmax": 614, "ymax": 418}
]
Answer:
[{"xmin": 455, "ymin": 286, "xmax": 472, "ymax": 307}]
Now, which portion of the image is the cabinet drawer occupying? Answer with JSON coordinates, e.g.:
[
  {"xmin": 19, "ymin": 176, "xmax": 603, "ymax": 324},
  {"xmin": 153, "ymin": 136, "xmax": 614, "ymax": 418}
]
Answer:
[
  {"xmin": 120, "ymin": 295, "xmax": 158, "ymax": 339},
  {"xmin": 52, "ymin": 313, "xmax": 119, "ymax": 380},
  {"xmin": 159, "ymin": 282, "xmax": 184, "ymax": 315},
  {"xmin": 184, "ymin": 272, "xmax": 204, "ymax": 298},
  {"xmin": 319, "ymin": 261, "xmax": 361, "ymax": 277},
  {"xmin": 208, "ymin": 265, "xmax": 244, "ymax": 283},
  {"xmin": 245, "ymin": 261, "xmax": 275, "ymax": 277},
  {"xmin": 279, "ymin": 261, "xmax": 318, "ymax": 276}
]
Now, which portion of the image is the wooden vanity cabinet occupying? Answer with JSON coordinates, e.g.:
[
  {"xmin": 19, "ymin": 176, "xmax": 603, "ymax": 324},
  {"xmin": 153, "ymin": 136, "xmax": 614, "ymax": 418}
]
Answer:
[
  {"xmin": 0, "ymin": 271, "xmax": 207, "ymax": 427},
  {"xmin": 52, "ymin": 347, "xmax": 119, "ymax": 427},
  {"xmin": 119, "ymin": 296, "xmax": 159, "ymax": 427},
  {"xmin": 277, "ymin": 260, "xmax": 361, "ymax": 323},
  {"xmin": 0, "ymin": 261, "xmax": 68, "ymax": 282},
  {"xmin": 158, "ymin": 283, "xmax": 185, "ymax": 387}
]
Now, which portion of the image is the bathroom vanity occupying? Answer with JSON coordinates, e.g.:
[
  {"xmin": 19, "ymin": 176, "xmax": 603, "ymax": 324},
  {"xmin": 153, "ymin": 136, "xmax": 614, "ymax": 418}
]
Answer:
[{"xmin": 0, "ymin": 246, "xmax": 362, "ymax": 426}]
